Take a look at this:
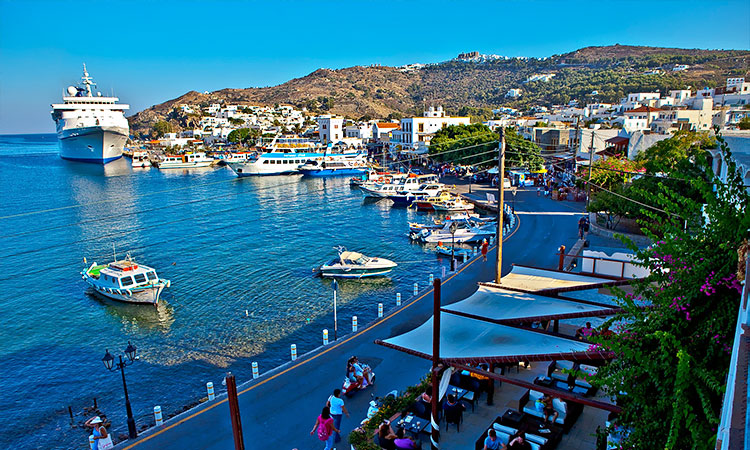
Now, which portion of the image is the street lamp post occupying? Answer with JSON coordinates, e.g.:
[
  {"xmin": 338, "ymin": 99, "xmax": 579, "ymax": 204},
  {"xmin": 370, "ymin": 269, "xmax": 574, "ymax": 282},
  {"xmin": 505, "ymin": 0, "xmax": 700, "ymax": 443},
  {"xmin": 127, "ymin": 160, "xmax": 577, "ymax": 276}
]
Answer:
[
  {"xmin": 449, "ymin": 221, "xmax": 458, "ymax": 271},
  {"xmin": 102, "ymin": 342, "xmax": 139, "ymax": 439}
]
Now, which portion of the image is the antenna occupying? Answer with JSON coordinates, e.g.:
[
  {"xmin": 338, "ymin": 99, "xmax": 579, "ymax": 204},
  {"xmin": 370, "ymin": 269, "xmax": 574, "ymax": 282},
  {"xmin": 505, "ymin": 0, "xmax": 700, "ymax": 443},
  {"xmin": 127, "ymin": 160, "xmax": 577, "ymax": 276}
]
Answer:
[{"xmin": 112, "ymin": 242, "xmax": 116, "ymax": 262}]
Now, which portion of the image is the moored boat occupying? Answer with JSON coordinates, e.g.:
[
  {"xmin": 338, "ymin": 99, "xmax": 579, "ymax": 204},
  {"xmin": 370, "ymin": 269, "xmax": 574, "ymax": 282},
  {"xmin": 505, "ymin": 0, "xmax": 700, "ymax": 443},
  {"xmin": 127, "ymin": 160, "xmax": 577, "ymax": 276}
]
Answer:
[
  {"xmin": 430, "ymin": 197, "xmax": 475, "ymax": 212},
  {"xmin": 318, "ymin": 247, "xmax": 397, "ymax": 278},
  {"xmin": 82, "ymin": 257, "xmax": 170, "ymax": 305},
  {"xmin": 156, "ymin": 152, "xmax": 213, "ymax": 169},
  {"xmin": 131, "ymin": 151, "xmax": 151, "ymax": 168},
  {"xmin": 299, "ymin": 153, "xmax": 369, "ymax": 177}
]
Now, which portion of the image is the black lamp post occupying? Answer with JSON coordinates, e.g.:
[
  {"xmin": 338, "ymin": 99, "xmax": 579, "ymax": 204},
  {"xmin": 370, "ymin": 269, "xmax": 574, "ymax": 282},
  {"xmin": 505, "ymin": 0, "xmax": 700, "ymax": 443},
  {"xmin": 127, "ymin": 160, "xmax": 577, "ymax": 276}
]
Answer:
[
  {"xmin": 449, "ymin": 221, "xmax": 458, "ymax": 271},
  {"xmin": 102, "ymin": 342, "xmax": 138, "ymax": 439}
]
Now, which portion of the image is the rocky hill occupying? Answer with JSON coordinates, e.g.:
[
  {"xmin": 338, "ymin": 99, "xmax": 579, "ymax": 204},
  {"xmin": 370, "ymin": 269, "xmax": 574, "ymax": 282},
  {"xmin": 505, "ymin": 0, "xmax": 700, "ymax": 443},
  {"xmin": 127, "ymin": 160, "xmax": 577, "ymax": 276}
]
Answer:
[{"xmin": 128, "ymin": 45, "xmax": 750, "ymax": 137}]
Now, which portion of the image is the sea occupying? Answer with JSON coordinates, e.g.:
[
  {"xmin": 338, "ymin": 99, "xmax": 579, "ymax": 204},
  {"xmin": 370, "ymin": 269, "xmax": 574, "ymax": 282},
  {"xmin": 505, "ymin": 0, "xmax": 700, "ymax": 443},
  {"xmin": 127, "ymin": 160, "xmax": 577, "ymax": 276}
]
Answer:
[{"xmin": 0, "ymin": 134, "xmax": 455, "ymax": 449}]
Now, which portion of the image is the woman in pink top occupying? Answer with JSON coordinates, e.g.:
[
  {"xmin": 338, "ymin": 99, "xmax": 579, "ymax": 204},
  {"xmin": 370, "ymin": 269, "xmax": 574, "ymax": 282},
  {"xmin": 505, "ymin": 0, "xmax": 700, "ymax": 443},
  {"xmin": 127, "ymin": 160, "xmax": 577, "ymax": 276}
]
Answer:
[{"xmin": 310, "ymin": 406, "xmax": 339, "ymax": 450}]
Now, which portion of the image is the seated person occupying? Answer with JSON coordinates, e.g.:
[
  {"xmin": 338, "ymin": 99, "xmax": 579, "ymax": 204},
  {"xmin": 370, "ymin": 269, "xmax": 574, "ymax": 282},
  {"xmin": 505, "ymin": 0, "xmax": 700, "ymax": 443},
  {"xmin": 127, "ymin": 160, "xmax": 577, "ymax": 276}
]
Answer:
[
  {"xmin": 483, "ymin": 429, "xmax": 505, "ymax": 450},
  {"xmin": 346, "ymin": 359, "xmax": 363, "ymax": 385},
  {"xmin": 351, "ymin": 356, "xmax": 373, "ymax": 385},
  {"xmin": 507, "ymin": 432, "xmax": 531, "ymax": 450},
  {"xmin": 539, "ymin": 394, "xmax": 559, "ymax": 427},
  {"xmin": 575, "ymin": 322, "xmax": 595, "ymax": 339},
  {"xmin": 420, "ymin": 386, "xmax": 432, "ymax": 403},
  {"xmin": 393, "ymin": 427, "xmax": 419, "ymax": 450},
  {"xmin": 599, "ymin": 324, "xmax": 615, "ymax": 337},
  {"xmin": 442, "ymin": 394, "xmax": 465, "ymax": 424},
  {"xmin": 378, "ymin": 422, "xmax": 397, "ymax": 450}
]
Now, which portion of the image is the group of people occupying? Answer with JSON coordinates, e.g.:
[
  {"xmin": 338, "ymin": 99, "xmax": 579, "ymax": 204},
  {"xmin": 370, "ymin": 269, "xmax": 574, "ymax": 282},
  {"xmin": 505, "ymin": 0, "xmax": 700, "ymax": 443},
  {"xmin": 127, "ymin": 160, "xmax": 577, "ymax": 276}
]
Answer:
[
  {"xmin": 347, "ymin": 355, "xmax": 374, "ymax": 386},
  {"xmin": 377, "ymin": 422, "xmax": 420, "ymax": 450},
  {"xmin": 310, "ymin": 388, "xmax": 350, "ymax": 450},
  {"xmin": 483, "ymin": 429, "xmax": 534, "ymax": 450},
  {"xmin": 575, "ymin": 321, "xmax": 614, "ymax": 340}
]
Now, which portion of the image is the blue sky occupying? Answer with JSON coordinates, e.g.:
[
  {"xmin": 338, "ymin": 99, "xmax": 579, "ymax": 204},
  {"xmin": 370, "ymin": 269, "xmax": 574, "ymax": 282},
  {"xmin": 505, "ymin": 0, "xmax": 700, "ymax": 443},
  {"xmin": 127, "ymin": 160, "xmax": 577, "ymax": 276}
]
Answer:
[{"xmin": 1, "ymin": 0, "xmax": 748, "ymax": 134}]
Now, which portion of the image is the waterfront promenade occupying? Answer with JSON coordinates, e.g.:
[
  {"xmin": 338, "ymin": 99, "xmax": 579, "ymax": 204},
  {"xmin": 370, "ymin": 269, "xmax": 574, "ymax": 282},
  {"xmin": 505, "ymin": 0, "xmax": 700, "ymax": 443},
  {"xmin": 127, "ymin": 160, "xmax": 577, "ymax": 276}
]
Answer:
[{"xmin": 117, "ymin": 186, "xmax": 586, "ymax": 450}]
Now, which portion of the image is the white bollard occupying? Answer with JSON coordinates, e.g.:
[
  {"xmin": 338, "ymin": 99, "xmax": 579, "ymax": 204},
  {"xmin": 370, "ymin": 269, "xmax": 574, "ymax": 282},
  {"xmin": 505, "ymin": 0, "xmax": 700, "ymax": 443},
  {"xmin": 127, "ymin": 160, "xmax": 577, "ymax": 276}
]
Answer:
[
  {"xmin": 413, "ymin": 283, "xmax": 419, "ymax": 296},
  {"xmin": 378, "ymin": 303, "xmax": 383, "ymax": 318},
  {"xmin": 89, "ymin": 435, "xmax": 95, "ymax": 449},
  {"xmin": 207, "ymin": 382, "xmax": 215, "ymax": 401},
  {"xmin": 396, "ymin": 292, "xmax": 401, "ymax": 306},
  {"xmin": 323, "ymin": 329, "xmax": 329, "ymax": 345},
  {"xmin": 473, "ymin": 246, "xmax": 478, "ymax": 256},
  {"xmin": 442, "ymin": 266, "xmax": 447, "ymax": 278},
  {"xmin": 252, "ymin": 361, "xmax": 259, "ymax": 379},
  {"xmin": 352, "ymin": 316, "xmax": 358, "ymax": 332},
  {"xmin": 428, "ymin": 273, "xmax": 434, "ymax": 284},
  {"xmin": 291, "ymin": 344, "xmax": 297, "ymax": 361},
  {"xmin": 154, "ymin": 405, "xmax": 163, "ymax": 426}
]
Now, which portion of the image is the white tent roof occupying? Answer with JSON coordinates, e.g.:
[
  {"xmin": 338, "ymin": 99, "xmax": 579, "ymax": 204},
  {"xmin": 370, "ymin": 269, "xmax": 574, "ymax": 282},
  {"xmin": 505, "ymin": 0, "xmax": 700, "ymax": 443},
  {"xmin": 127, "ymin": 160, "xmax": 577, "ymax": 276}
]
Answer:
[
  {"xmin": 499, "ymin": 265, "xmax": 617, "ymax": 292},
  {"xmin": 380, "ymin": 314, "xmax": 597, "ymax": 364},
  {"xmin": 442, "ymin": 284, "xmax": 618, "ymax": 322}
]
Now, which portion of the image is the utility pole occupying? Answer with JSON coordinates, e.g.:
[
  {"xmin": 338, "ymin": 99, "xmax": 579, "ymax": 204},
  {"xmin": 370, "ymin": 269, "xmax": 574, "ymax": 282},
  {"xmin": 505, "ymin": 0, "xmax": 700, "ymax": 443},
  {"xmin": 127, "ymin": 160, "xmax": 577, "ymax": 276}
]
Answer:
[
  {"xmin": 226, "ymin": 372, "xmax": 245, "ymax": 450},
  {"xmin": 495, "ymin": 129, "xmax": 506, "ymax": 284},
  {"xmin": 586, "ymin": 130, "xmax": 595, "ymax": 210}
]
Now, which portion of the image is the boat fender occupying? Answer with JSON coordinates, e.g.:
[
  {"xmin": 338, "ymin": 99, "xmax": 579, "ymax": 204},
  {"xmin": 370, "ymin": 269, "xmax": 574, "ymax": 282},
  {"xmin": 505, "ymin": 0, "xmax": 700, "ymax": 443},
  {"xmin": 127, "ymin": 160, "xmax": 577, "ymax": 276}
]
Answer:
[{"xmin": 126, "ymin": 289, "xmax": 132, "ymax": 296}]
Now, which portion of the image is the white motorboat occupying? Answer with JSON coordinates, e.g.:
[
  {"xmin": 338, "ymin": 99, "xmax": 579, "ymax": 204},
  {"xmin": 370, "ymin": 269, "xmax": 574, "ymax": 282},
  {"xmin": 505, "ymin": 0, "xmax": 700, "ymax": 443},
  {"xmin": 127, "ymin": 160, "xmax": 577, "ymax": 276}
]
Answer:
[
  {"xmin": 318, "ymin": 247, "xmax": 397, "ymax": 278},
  {"xmin": 388, "ymin": 183, "xmax": 446, "ymax": 206},
  {"xmin": 82, "ymin": 257, "xmax": 170, "ymax": 305},
  {"xmin": 156, "ymin": 152, "xmax": 213, "ymax": 169},
  {"xmin": 410, "ymin": 220, "xmax": 494, "ymax": 244},
  {"xmin": 50, "ymin": 65, "xmax": 129, "ymax": 164},
  {"xmin": 131, "ymin": 151, "xmax": 151, "ymax": 168},
  {"xmin": 430, "ymin": 198, "xmax": 475, "ymax": 212},
  {"xmin": 360, "ymin": 173, "xmax": 439, "ymax": 198}
]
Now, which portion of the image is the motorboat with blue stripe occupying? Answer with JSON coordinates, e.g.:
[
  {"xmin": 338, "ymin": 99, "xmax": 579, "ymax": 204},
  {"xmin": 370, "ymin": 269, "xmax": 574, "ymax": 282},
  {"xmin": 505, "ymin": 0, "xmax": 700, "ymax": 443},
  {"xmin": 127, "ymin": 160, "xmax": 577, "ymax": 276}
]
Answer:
[
  {"xmin": 317, "ymin": 246, "xmax": 397, "ymax": 278},
  {"xmin": 82, "ymin": 257, "xmax": 171, "ymax": 305}
]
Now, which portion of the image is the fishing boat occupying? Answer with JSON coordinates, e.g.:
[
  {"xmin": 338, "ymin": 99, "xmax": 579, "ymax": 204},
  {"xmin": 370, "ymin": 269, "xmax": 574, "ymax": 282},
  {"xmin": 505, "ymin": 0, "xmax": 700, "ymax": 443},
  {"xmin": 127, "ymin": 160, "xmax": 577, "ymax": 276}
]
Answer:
[
  {"xmin": 299, "ymin": 153, "xmax": 369, "ymax": 177},
  {"xmin": 82, "ymin": 257, "xmax": 170, "ymax": 305},
  {"xmin": 131, "ymin": 151, "xmax": 151, "ymax": 168},
  {"xmin": 430, "ymin": 197, "xmax": 475, "ymax": 212},
  {"xmin": 156, "ymin": 152, "xmax": 213, "ymax": 169},
  {"xmin": 317, "ymin": 246, "xmax": 397, "ymax": 278},
  {"xmin": 412, "ymin": 191, "xmax": 454, "ymax": 211}
]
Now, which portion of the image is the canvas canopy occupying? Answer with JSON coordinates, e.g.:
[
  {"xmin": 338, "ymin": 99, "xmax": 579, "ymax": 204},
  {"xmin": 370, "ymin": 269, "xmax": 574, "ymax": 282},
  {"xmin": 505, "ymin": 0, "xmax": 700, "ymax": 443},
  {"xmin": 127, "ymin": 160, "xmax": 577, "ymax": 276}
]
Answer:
[
  {"xmin": 378, "ymin": 314, "xmax": 609, "ymax": 365},
  {"xmin": 498, "ymin": 265, "xmax": 619, "ymax": 293},
  {"xmin": 442, "ymin": 285, "xmax": 620, "ymax": 323}
]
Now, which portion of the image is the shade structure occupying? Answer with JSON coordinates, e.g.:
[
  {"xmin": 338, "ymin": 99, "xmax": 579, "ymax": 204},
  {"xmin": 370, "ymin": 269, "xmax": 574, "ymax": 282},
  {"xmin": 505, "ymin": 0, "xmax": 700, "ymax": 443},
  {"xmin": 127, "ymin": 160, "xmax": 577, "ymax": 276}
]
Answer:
[
  {"xmin": 378, "ymin": 314, "xmax": 611, "ymax": 365},
  {"xmin": 442, "ymin": 284, "xmax": 620, "ymax": 323},
  {"xmin": 498, "ymin": 265, "xmax": 620, "ymax": 293}
]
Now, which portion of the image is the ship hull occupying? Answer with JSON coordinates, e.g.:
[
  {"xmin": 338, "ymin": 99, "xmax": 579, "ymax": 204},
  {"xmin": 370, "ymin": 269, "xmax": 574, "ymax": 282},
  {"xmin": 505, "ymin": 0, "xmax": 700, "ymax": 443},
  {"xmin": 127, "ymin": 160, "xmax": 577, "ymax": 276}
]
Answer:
[{"xmin": 58, "ymin": 126, "xmax": 128, "ymax": 164}]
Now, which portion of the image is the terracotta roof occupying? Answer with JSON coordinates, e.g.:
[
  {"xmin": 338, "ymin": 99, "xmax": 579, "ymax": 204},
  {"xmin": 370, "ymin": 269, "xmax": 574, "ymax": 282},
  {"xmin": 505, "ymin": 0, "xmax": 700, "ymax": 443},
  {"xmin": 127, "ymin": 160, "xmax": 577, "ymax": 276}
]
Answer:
[
  {"xmin": 627, "ymin": 106, "xmax": 662, "ymax": 113},
  {"xmin": 376, "ymin": 123, "xmax": 399, "ymax": 129}
]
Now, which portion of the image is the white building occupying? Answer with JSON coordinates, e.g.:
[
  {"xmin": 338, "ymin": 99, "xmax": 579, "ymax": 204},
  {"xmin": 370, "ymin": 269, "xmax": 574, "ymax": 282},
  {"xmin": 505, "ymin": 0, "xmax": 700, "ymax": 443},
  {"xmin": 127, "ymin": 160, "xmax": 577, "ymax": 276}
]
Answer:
[
  {"xmin": 317, "ymin": 115, "xmax": 345, "ymax": 144},
  {"xmin": 373, "ymin": 122, "xmax": 399, "ymax": 142},
  {"xmin": 621, "ymin": 92, "xmax": 660, "ymax": 111},
  {"xmin": 344, "ymin": 122, "xmax": 373, "ymax": 141},
  {"xmin": 622, "ymin": 106, "xmax": 662, "ymax": 132},
  {"xmin": 506, "ymin": 88, "xmax": 522, "ymax": 98},
  {"xmin": 672, "ymin": 64, "xmax": 689, "ymax": 72},
  {"xmin": 392, "ymin": 106, "xmax": 470, "ymax": 151}
]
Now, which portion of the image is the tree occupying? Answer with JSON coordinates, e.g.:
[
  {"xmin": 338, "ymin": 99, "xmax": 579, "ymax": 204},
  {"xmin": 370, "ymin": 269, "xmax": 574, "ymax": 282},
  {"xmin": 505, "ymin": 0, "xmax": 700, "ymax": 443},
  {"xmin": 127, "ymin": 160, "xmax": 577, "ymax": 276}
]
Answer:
[
  {"xmin": 227, "ymin": 128, "xmax": 250, "ymax": 144},
  {"xmin": 589, "ymin": 136, "xmax": 749, "ymax": 449},
  {"xmin": 228, "ymin": 117, "xmax": 245, "ymax": 126},
  {"xmin": 152, "ymin": 120, "xmax": 172, "ymax": 138},
  {"xmin": 428, "ymin": 124, "xmax": 543, "ymax": 171},
  {"xmin": 738, "ymin": 116, "xmax": 750, "ymax": 130}
]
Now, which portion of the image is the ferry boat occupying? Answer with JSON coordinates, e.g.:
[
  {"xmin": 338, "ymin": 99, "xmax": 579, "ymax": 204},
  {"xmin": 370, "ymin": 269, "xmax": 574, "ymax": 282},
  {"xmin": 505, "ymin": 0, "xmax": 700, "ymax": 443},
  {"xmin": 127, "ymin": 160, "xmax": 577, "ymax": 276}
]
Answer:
[
  {"xmin": 299, "ymin": 153, "xmax": 369, "ymax": 177},
  {"xmin": 317, "ymin": 247, "xmax": 397, "ymax": 278},
  {"xmin": 156, "ymin": 152, "xmax": 213, "ymax": 169},
  {"xmin": 50, "ymin": 64, "xmax": 129, "ymax": 164},
  {"xmin": 82, "ymin": 258, "xmax": 170, "ymax": 305},
  {"xmin": 131, "ymin": 151, "xmax": 151, "ymax": 168},
  {"xmin": 227, "ymin": 136, "xmax": 325, "ymax": 176}
]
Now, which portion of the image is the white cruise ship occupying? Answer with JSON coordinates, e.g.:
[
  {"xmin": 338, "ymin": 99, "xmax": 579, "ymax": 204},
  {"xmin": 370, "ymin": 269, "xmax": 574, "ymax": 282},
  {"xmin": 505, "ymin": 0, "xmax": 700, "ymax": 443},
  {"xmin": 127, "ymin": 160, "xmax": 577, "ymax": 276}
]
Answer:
[{"xmin": 50, "ymin": 64, "xmax": 129, "ymax": 164}]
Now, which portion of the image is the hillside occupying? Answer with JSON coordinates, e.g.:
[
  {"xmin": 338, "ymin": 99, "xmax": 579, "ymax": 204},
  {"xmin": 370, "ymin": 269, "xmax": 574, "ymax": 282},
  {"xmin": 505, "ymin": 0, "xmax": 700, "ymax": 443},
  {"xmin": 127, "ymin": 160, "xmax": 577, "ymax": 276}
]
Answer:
[{"xmin": 128, "ymin": 45, "xmax": 750, "ymax": 137}]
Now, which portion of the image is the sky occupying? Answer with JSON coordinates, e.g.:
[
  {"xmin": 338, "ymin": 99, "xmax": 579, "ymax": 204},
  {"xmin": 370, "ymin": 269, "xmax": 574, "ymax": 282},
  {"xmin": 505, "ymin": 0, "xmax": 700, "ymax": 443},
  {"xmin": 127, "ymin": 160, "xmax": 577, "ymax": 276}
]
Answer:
[{"xmin": 1, "ymin": 0, "xmax": 748, "ymax": 134}]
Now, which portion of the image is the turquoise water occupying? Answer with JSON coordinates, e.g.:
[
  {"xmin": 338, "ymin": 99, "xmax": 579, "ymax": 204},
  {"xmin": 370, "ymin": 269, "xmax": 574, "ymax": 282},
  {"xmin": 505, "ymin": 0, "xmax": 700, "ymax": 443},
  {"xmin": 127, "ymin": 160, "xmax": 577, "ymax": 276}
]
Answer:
[{"xmin": 0, "ymin": 134, "xmax": 453, "ymax": 449}]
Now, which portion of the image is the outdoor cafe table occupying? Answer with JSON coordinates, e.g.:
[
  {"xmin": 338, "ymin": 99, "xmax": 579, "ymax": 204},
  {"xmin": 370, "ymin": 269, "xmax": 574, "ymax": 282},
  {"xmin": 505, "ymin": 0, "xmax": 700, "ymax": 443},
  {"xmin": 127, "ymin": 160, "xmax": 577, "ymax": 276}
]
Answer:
[
  {"xmin": 447, "ymin": 385, "xmax": 468, "ymax": 401},
  {"xmin": 397, "ymin": 414, "xmax": 428, "ymax": 436}
]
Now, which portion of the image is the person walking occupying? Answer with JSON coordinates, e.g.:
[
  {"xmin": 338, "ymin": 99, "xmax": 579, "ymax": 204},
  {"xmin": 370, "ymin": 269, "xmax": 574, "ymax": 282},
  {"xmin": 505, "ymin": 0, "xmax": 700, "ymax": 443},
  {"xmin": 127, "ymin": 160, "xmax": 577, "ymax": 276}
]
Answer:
[
  {"xmin": 327, "ymin": 388, "xmax": 349, "ymax": 443},
  {"xmin": 310, "ymin": 406, "xmax": 339, "ymax": 450},
  {"xmin": 578, "ymin": 216, "xmax": 586, "ymax": 240},
  {"xmin": 481, "ymin": 239, "xmax": 489, "ymax": 262},
  {"xmin": 85, "ymin": 416, "xmax": 110, "ymax": 450}
]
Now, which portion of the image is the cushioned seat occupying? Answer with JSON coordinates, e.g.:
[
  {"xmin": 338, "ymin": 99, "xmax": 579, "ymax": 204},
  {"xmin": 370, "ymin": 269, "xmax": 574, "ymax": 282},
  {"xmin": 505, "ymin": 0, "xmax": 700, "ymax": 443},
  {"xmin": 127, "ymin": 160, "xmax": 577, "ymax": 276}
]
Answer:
[
  {"xmin": 522, "ymin": 390, "xmax": 567, "ymax": 425},
  {"xmin": 575, "ymin": 364, "xmax": 598, "ymax": 388},
  {"xmin": 550, "ymin": 360, "xmax": 575, "ymax": 383},
  {"xmin": 525, "ymin": 433, "xmax": 548, "ymax": 446},
  {"xmin": 492, "ymin": 423, "xmax": 517, "ymax": 436}
]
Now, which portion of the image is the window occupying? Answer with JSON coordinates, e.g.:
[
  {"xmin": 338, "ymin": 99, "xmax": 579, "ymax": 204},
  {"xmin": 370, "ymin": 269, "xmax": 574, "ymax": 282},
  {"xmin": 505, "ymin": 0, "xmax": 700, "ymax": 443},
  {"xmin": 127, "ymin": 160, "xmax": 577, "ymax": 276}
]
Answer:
[
  {"xmin": 322, "ymin": 124, "xmax": 327, "ymax": 129},
  {"xmin": 418, "ymin": 123, "xmax": 424, "ymax": 132},
  {"xmin": 146, "ymin": 272, "xmax": 157, "ymax": 280},
  {"xmin": 134, "ymin": 274, "xmax": 147, "ymax": 283},
  {"xmin": 120, "ymin": 276, "xmax": 134, "ymax": 287}
]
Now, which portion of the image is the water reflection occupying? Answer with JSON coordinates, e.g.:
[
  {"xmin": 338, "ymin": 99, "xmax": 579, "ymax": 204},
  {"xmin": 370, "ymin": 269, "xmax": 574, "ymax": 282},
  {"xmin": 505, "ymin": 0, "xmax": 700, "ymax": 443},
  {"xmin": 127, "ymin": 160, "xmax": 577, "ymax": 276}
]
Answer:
[{"xmin": 91, "ymin": 291, "xmax": 175, "ymax": 332}]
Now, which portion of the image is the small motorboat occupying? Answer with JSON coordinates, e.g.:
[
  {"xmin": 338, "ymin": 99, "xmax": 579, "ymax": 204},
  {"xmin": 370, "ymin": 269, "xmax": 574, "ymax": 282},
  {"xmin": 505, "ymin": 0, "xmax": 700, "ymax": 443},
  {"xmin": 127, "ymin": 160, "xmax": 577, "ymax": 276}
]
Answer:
[
  {"xmin": 82, "ymin": 256, "xmax": 170, "ymax": 305},
  {"xmin": 434, "ymin": 243, "xmax": 471, "ymax": 259},
  {"xmin": 131, "ymin": 151, "xmax": 152, "ymax": 168},
  {"xmin": 388, "ymin": 183, "xmax": 446, "ymax": 207},
  {"xmin": 318, "ymin": 246, "xmax": 397, "ymax": 278},
  {"xmin": 410, "ymin": 220, "xmax": 494, "ymax": 244},
  {"xmin": 413, "ymin": 191, "xmax": 454, "ymax": 211},
  {"xmin": 430, "ymin": 197, "xmax": 475, "ymax": 212}
]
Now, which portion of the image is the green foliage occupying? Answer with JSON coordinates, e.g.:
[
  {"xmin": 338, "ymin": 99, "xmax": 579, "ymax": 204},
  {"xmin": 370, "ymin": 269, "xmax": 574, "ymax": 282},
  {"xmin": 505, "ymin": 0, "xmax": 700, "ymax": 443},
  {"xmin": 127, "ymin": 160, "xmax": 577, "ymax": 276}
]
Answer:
[
  {"xmin": 590, "ymin": 136, "xmax": 749, "ymax": 449},
  {"xmin": 428, "ymin": 124, "xmax": 543, "ymax": 171},
  {"xmin": 347, "ymin": 374, "xmax": 431, "ymax": 450},
  {"xmin": 739, "ymin": 117, "xmax": 750, "ymax": 130},
  {"xmin": 228, "ymin": 117, "xmax": 245, "ymax": 126},
  {"xmin": 152, "ymin": 120, "xmax": 172, "ymax": 138},
  {"xmin": 227, "ymin": 128, "xmax": 261, "ymax": 145}
]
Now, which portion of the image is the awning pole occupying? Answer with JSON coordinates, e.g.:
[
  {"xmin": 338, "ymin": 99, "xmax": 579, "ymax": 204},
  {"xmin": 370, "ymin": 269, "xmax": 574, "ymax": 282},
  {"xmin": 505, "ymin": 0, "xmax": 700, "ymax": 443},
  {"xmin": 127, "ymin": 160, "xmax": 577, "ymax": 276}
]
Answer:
[
  {"xmin": 431, "ymin": 278, "xmax": 441, "ymax": 450},
  {"xmin": 495, "ymin": 129, "xmax": 506, "ymax": 284}
]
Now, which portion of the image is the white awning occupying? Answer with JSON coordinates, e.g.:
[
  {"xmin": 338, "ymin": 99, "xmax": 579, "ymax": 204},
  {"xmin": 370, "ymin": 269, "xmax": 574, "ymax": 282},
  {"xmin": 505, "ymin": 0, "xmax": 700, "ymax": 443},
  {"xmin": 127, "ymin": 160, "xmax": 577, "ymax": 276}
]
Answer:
[{"xmin": 498, "ymin": 265, "xmax": 618, "ymax": 292}]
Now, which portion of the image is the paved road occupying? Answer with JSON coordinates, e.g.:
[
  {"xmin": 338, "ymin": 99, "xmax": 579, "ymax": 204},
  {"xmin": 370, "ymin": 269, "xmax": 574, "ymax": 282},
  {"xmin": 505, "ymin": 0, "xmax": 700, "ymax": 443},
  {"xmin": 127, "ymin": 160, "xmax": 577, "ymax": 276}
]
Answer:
[{"xmin": 118, "ymin": 188, "xmax": 584, "ymax": 450}]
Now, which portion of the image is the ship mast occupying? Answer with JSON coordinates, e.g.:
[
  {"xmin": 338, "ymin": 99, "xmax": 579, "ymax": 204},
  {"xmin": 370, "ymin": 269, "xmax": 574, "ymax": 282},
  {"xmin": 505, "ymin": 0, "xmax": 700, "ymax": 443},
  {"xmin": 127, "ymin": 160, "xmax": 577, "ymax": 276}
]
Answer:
[{"xmin": 81, "ymin": 63, "xmax": 95, "ymax": 97}]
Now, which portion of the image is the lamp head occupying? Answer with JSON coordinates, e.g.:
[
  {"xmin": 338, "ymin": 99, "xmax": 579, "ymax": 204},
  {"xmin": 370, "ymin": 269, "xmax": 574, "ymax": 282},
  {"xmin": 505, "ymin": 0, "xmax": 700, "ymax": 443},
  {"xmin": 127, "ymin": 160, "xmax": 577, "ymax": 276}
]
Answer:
[
  {"xmin": 102, "ymin": 349, "xmax": 114, "ymax": 371},
  {"xmin": 124, "ymin": 341, "xmax": 137, "ymax": 362}
]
